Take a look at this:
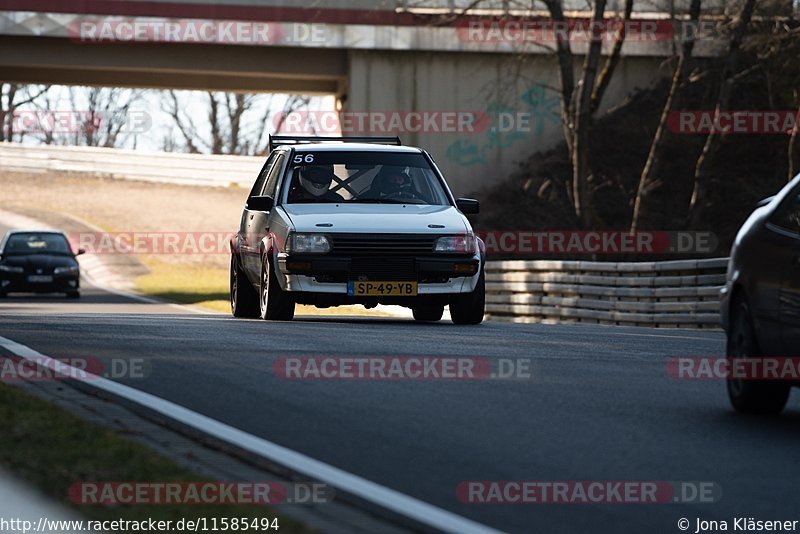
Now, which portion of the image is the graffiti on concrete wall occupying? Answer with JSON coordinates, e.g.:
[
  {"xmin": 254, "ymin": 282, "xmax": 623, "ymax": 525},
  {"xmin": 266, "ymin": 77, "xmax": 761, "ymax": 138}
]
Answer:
[{"xmin": 446, "ymin": 84, "xmax": 560, "ymax": 167}]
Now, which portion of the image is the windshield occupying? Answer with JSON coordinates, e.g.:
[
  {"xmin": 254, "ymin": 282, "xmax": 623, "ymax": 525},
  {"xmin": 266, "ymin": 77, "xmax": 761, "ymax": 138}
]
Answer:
[
  {"xmin": 283, "ymin": 152, "xmax": 450, "ymax": 205},
  {"xmin": 3, "ymin": 233, "xmax": 72, "ymax": 255}
]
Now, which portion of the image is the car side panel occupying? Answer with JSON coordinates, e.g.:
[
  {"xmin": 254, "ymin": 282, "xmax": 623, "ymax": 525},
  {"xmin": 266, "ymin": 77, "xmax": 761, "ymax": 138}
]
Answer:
[
  {"xmin": 780, "ymin": 238, "xmax": 800, "ymax": 353},
  {"xmin": 265, "ymin": 208, "xmax": 294, "ymax": 290},
  {"xmin": 745, "ymin": 225, "xmax": 790, "ymax": 356},
  {"xmin": 243, "ymin": 153, "xmax": 288, "ymax": 284}
]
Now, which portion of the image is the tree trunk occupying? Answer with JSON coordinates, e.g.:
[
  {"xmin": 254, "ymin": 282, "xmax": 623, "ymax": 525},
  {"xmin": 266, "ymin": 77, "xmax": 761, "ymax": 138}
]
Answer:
[
  {"xmin": 543, "ymin": 0, "xmax": 576, "ymax": 158},
  {"xmin": 630, "ymin": 0, "xmax": 702, "ymax": 232},
  {"xmin": 591, "ymin": 0, "xmax": 634, "ymax": 114},
  {"xmin": 1, "ymin": 84, "xmax": 18, "ymax": 142},
  {"xmin": 571, "ymin": 0, "xmax": 608, "ymax": 228},
  {"xmin": 686, "ymin": 0, "xmax": 757, "ymax": 228},
  {"xmin": 789, "ymin": 102, "xmax": 800, "ymax": 181}
]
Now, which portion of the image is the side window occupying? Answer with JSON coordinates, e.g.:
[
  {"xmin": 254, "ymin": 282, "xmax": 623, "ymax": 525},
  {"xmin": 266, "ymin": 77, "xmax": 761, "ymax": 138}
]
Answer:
[
  {"xmin": 261, "ymin": 153, "xmax": 286, "ymax": 198},
  {"xmin": 249, "ymin": 153, "xmax": 277, "ymax": 198},
  {"xmin": 771, "ymin": 187, "xmax": 800, "ymax": 235}
]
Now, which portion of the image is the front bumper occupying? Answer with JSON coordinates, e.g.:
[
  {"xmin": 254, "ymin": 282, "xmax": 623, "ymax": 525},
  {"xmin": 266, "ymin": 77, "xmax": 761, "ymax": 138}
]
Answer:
[
  {"xmin": 0, "ymin": 273, "xmax": 80, "ymax": 294},
  {"xmin": 275, "ymin": 253, "xmax": 481, "ymax": 299}
]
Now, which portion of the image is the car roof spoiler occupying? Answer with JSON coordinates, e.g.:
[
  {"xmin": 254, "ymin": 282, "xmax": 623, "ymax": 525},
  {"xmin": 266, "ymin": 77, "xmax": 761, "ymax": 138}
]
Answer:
[{"xmin": 267, "ymin": 135, "xmax": 402, "ymax": 153}]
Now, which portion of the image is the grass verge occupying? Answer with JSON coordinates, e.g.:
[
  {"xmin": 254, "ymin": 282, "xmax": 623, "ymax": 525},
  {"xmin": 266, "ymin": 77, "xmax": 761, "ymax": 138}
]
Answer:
[
  {"xmin": 134, "ymin": 258, "xmax": 230, "ymax": 312},
  {"xmin": 0, "ymin": 381, "xmax": 306, "ymax": 530}
]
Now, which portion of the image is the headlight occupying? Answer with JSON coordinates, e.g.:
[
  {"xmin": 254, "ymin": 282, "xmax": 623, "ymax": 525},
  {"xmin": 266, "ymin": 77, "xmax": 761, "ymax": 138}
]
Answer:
[
  {"xmin": 0, "ymin": 264, "xmax": 24, "ymax": 273},
  {"xmin": 54, "ymin": 265, "xmax": 79, "ymax": 275},
  {"xmin": 285, "ymin": 233, "xmax": 331, "ymax": 254},
  {"xmin": 434, "ymin": 234, "xmax": 476, "ymax": 254}
]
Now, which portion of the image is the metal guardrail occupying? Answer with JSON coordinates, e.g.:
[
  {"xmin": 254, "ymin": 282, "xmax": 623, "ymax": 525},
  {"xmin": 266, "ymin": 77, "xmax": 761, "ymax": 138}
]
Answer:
[
  {"xmin": 0, "ymin": 142, "xmax": 263, "ymax": 188},
  {"xmin": 485, "ymin": 257, "xmax": 728, "ymax": 328}
]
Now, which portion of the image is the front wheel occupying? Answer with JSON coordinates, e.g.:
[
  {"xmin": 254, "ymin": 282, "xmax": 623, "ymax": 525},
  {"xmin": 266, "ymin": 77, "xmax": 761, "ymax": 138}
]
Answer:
[
  {"xmin": 726, "ymin": 296, "xmax": 790, "ymax": 414},
  {"xmin": 449, "ymin": 268, "xmax": 485, "ymax": 325},
  {"xmin": 230, "ymin": 255, "xmax": 259, "ymax": 318},
  {"xmin": 260, "ymin": 256, "xmax": 295, "ymax": 321},
  {"xmin": 66, "ymin": 291, "xmax": 80, "ymax": 299}
]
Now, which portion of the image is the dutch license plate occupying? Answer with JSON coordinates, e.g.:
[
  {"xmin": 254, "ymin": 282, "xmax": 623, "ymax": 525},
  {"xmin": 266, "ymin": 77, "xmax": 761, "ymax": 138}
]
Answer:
[
  {"xmin": 348, "ymin": 281, "xmax": 418, "ymax": 296},
  {"xmin": 27, "ymin": 275, "xmax": 53, "ymax": 283}
]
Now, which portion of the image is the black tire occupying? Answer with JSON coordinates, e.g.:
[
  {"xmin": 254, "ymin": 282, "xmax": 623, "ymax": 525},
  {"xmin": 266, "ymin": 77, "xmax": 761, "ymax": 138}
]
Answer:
[
  {"xmin": 230, "ymin": 255, "xmax": 260, "ymax": 318},
  {"xmin": 412, "ymin": 304, "xmax": 444, "ymax": 322},
  {"xmin": 66, "ymin": 291, "xmax": 80, "ymax": 299},
  {"xmin": 259, "ymin": 255, "xmax": 295, "ymax": 321},
  {"xmin": 450, "ymin": 268, "xmax": 485, "ymax": 325},
  {"xmin": 726, "ymin": 295, "xmax": 790, "ymax": 414}
]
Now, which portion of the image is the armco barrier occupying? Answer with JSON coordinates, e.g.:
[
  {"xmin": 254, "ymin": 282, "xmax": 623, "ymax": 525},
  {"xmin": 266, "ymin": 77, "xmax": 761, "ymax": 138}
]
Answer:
[
  {"xmin": 0, "ymin": 142, "xmax": 263, "ymax": 187},
  {"xmin": 485, "ymin": 258, "xmax": 728, "ymax": 328}
]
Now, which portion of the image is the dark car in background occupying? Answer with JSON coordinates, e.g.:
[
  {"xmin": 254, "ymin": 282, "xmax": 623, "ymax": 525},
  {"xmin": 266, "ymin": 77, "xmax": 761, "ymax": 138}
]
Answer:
[
  {"xmin": 0, "ymin": 230, "xmax": 84, "ymax": 298},
  {"xmin": 721, "ymin": 174, "xmax": 800, "ymax": 414}
]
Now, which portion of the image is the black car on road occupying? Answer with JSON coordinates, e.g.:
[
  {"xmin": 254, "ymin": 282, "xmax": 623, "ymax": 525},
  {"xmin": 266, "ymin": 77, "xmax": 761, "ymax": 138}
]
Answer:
[
  {"xmin": 721, "ymin": 174, "xmax": 800, "ymax": 413},
  {"xmin": 0, "ymin": 230, "xmax": 84, "ymax": 298}
]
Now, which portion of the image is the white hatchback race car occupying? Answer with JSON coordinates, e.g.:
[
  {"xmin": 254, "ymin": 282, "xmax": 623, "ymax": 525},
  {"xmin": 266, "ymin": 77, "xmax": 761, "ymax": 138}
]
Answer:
[{"xmin": 230, "ymin": 136, "xmax": 485, "ymax": 324}]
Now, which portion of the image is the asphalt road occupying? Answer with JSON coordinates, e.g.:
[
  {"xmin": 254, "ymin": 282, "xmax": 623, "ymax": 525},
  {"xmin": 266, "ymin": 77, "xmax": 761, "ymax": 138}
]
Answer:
[{"xmin": 2, "ymin": 226, "xmax": 800, "ymax": 533}]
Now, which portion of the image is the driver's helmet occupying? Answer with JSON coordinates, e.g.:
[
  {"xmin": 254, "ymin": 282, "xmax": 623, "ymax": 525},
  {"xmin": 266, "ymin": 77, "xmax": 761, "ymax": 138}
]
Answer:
[
  {"xmin": 373, "ymin": 167, "xmax": 412, "ymax": 195},
  {"xmin": 299, "ymin": 165, "xmax": 333, "ymax": 198}
]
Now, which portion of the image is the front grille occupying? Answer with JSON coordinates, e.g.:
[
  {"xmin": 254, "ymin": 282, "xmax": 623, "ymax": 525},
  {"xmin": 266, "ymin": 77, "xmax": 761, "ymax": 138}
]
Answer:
[
  {"xmin": 349, "ymin": 257, "xmax": 417, "ymax": 281},
  {"xmin": 331, "ymin": 233, "xmax": 436, "ymax": 256}
]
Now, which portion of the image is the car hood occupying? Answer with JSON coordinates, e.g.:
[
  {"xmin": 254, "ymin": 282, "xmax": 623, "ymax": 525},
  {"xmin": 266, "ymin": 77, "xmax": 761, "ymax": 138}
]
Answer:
[
  {"xmin": 2, "ymin": 254, "xmax": 77, "ymax": 272},
  {"xmin": 281, "ymin": 204, "xmax": 471, "ymax": 234}
]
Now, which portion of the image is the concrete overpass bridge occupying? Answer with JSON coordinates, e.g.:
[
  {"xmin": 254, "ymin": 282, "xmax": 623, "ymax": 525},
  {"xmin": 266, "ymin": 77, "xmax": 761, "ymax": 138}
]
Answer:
[{"xmin": 0, "ymin": 0, "xmax": 724, "ymax": 193}]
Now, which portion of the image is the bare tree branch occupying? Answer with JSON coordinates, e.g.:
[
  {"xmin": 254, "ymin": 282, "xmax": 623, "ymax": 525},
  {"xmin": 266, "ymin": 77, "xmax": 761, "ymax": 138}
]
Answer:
[
  {"xmin": 591, "ymin": 0, "xmax": 634, "ymax": 114},
  {"xmin": 163, "ymin": 91, "xmax": 204, "ymax": 153},
  {"xmin": 571, "ymin": 0, "xmax": 608, "ymax": 228},
  {"xmin": 686, "ymin": 0, "xmax": 757, "ymax": 228},
  {"xmin": 630, "ymin": 0, "xmax": 702, "ymax": 232},
  {"xmin": 789, "ymin": 97, "xmax": 800, "ymax": 181}
]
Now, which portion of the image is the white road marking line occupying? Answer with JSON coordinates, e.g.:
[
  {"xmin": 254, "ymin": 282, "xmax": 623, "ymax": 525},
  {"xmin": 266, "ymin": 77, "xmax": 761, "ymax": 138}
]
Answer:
[{"xmin": 0, "ymin": 335, "xmax": 501, "ymax": 534}]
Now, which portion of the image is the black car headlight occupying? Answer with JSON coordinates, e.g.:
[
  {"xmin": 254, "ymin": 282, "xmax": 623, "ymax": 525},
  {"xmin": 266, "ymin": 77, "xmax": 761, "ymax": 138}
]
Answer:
[
  {"xmin": 285, "ymin": 233, "xmax": 331, "ymax": 254},
  {"xmin": 0, "ymin": 265, "xmax": 24, "ymax": 273},
  {"xmin": 54, "ymin": 265, "xmax": 79, "ymax": 275}
]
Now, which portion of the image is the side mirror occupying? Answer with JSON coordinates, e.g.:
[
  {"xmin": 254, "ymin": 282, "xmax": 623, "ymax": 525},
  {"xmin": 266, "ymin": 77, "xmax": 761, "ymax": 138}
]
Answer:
[
  {"xmin": 247, "ymin": 195, "xmax": 274, "ymax": 212},
  {"xmin": 76, "ymin": 248, "xmax": 86, "ymax": 256},
  {"xmin": 456, "ymin": 198, "xmax": 480, "ymax": 215}
]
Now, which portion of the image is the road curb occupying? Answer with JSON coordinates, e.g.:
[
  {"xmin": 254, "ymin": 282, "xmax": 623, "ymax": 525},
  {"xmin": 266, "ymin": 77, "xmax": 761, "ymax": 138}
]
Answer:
[{"xmin": 0, "ymin": 335, "xmax": 501, "ymax": 534}]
